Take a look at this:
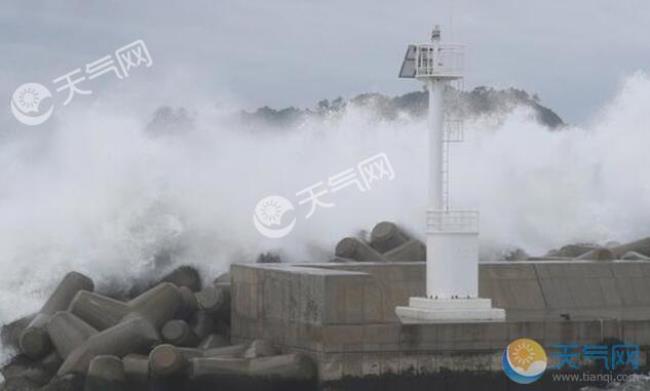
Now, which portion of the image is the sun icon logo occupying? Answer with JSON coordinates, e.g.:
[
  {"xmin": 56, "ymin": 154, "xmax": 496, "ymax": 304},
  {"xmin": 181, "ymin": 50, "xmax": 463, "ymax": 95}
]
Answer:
[
  {"xmin": 511, "ymin": 340, "xmax": 536, "ymax": 368},
  {"xmin": 502, "ymin": 338, "xmax": 547, "ymax": 384},
  {"xmin": 257, "ymin": 198, "xmax": 285, "ymax": 226},
  {"xmin": 253, "ymin": 195, "xmax": 296, "ymax": 239},
  {"xmin": 17, "ymin": 86, "xmax": 41, "ymax": 111},
  {"xmin": 10, "ymin": 82, "xmax": 54, "ymax": 126}
]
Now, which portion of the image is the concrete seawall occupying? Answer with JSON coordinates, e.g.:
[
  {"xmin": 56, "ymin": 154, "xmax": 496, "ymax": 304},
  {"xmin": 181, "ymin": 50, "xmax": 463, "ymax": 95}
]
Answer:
[
  {"xmin": 480, "ymin": 261, "xmax": 650, "ymax": 321},
  {"xmin": 230, "ymin": 261, "xmax": 650, "ymax": 386}
]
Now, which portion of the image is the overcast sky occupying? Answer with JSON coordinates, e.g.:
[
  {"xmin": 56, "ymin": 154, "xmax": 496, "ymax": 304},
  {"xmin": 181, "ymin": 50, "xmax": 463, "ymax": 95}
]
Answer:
[{"xmin": 3, "ymin": 0, "xmax": 650, "ymax": 124}]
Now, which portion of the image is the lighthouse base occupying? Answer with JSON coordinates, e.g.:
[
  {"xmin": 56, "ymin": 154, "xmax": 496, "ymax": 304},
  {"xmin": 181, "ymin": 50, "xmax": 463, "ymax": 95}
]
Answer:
[{"xmin": 395, "ymin": 297, "xmax": 505, "ymax": 324}]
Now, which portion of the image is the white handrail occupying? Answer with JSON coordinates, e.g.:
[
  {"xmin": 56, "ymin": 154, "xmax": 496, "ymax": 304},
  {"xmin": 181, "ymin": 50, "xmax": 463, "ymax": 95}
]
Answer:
[{"xmin": 426, "ymin": 210, "xmax": 479, "ymax": 233}]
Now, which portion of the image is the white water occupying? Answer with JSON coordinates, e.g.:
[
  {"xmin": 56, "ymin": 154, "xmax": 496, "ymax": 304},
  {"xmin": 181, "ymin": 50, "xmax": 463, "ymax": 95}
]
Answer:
[{"xmin": 1, "ymin": 72, "xmax": 650, "ymax": 362}]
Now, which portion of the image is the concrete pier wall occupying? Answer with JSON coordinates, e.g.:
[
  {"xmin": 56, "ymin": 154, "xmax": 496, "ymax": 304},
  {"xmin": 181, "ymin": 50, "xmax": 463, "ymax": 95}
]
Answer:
[
  {"xmin": 230, "ymin": 261, "xmax": 650, "ymax": 383},
  {"xmin": 480, "ymin": 261, "xmax": 650, "ymax": 321}
]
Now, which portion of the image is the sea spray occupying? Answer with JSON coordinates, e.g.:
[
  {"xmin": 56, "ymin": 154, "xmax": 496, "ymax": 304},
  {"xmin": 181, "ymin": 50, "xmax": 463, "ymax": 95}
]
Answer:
[{"xmin": 2, "ymin": 71, "xmax": 650, "ymax": 360}]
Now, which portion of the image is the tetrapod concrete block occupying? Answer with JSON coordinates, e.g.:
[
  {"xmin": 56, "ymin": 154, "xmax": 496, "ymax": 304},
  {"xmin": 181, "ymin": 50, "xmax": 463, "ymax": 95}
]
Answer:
[
  {"xmin": 243, "ymin": 339, "xmax": 277, "ymax": 359},
  {"xmin": 384, "ymin": 239, "xmax": 426, "ymax": 262},
  {"xmin": 177, "ymin": 286, "xmax": 200, "ymax": 318},
  {"xmin": 84, "ymin": 355, "xmax": 126, "ymax": 391},
  {"xmin": 611, "ymin": 237, "xmax": 650, "ymax": 258},
  {"xmin": 127, "ymin": 282, "xmax": 188, "ymax": 328},
  {"xmin": 189, "ymin": 353, "xmax": 316, "ymax": 381},
  {"xmin": 149, "ymin": 344, "xmax": 248, "ymax": 378},
  {"xmin": 161, "ymin": 266, "xmax": 202, "ymax": 292},
  {"xmin": 58, "ymin": 315, "xmax": 160, "ymax": 376},
  {"xmin": 576, "ymin": 247, "xmax": 615, "ymax": 260},
  {"xmin": 68, "ymin": 291, "xmax": 129, "ymax": 331},
  {"xmin": 162, "ymin": 320, "xmax": 200, "ymax": 347},
  {"xmin": 70, "ymin": 282, "xmax": 194, "ymax": 331},
  {"xmin": 122, "ymin": 354, "xmax": 150, "ymax": 385},
  {"xmin": 149, "ymin": 344, "xmax": 205, "ymax": 378},
  {"xmin": 370, "ymin": 221, "xmax": 409, "ymax": 253},
  {"xmin": 20, "ymin": 272, "xmax": 94, "ymax": 359},
  {"xmin": 199, "ymin": 334, "xmax": 229, "ymax": 350},
  {"xmin": 195, "ymin": 284, "xmax": 230, "ymax": 315},
  {"xmin": 46, "ymin": 312, "xmax": 98, "ymax": 359},
  {"xmin": 1, "ymin": 314, "xmax": 34, "ymax": 352},
  {"xmin": 190, "ymin": 311, "xmax": 216, "ymax": 340},
  {"xmin": 335, "ymin": 237, "xmax": 387, "ymax": 262},
  {"xmin": 621, "ymin": 251, "xmax": 650, "ymax": 260}
]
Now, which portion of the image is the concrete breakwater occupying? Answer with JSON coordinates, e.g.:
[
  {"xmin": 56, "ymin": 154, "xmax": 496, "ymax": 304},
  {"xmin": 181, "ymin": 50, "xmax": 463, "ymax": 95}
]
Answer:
[
  {"xmin": 4, "ymin": 221, "xmax": 650, "ymax": 390},
  {"xmin": 231, "ymin": 261, "xmax": 650, "ymax": 389},
  {"xmin": 0, "ymin": 267, "xmax": 317, "ymax": 391},
  {"xmin": 229, "ymin": 223, "xmax": 650, "ymax": 390}
]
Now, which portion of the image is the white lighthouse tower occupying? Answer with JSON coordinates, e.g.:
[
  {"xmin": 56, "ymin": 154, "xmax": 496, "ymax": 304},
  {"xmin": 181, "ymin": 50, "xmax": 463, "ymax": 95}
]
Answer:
[{"xmin": 395, "ymin": 26, "xmax": 505, "ymax": 323}]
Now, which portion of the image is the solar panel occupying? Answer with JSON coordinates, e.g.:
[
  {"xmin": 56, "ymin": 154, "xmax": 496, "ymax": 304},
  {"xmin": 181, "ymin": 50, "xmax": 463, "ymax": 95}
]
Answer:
[{"xmin": 398, "ymin": 45, "xmax": 417, "ymax": 78}]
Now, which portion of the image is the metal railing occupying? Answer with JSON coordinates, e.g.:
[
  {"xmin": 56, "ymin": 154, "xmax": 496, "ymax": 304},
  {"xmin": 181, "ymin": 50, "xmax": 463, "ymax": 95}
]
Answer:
[
  {"xmin": 426, "ymin": 210, "xmax": 479, "ymax": 233},
  {"xmin": 415, "ymin": 43, "xmax": 464, "ymax": 79},
  {"xmin": 443, "ymin": 119, "xmax": 464, "ymax": 143}
]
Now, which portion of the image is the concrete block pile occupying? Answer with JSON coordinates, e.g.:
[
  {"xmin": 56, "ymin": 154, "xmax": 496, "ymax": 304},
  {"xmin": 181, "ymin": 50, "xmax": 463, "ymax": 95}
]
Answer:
[
  {"xmin": 1, "ymin": 268, "xmax": 316, "ymax": 391},
  {"xmin": 545, "ymin": 237, "xmax": 650, "ymax": 261},
  {"xmin": 334, "ymin": 221, "xmax": 426, "ymax": 263}
]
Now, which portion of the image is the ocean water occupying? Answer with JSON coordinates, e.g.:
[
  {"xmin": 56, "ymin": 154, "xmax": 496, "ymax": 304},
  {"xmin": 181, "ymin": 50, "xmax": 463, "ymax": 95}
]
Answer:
[{"xmin": 2, "ymin": 71, "xmax": 650, "ymax": 366}]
